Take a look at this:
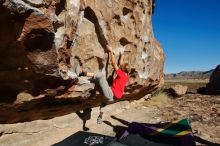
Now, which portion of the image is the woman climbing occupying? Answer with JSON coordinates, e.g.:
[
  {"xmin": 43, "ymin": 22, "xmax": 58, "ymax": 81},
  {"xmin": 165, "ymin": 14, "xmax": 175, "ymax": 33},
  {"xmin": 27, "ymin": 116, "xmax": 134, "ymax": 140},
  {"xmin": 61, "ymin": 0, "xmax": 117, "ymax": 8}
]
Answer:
[{"xmin": 79, "ymin": 45, "xmax": 131, "ymax": 124}]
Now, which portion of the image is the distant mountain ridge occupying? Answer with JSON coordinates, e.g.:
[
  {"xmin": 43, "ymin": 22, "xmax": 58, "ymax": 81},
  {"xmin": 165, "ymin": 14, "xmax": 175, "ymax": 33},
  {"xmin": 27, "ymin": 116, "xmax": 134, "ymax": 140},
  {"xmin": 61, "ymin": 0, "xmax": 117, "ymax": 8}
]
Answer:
[{"xmin": 165, "ymin": 69, "xmax": 214, "ymax": 80}]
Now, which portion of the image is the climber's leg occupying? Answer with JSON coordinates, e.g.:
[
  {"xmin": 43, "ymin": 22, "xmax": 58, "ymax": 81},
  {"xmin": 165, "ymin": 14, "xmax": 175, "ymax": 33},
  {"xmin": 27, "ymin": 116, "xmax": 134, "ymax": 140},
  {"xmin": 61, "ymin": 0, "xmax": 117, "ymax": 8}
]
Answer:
[
  {"xmin": 86, "ymin": 72, "xmax": 113, "ymax": 124},
  {"xmin": 93, "ymin": 72, "xmax": 114, "ymax": 102},
  {"xmin": 78, "ymin": 71, "xmax": 113, "ymax": 124}
]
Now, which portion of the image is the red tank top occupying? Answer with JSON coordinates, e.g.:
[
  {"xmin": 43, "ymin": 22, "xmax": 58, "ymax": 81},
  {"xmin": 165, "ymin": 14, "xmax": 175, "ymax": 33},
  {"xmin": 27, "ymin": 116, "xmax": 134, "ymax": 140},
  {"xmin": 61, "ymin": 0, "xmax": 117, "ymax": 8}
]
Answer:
[{"xmin": 111, "ymin": 69, "xmax": 129, "ymax": 98}]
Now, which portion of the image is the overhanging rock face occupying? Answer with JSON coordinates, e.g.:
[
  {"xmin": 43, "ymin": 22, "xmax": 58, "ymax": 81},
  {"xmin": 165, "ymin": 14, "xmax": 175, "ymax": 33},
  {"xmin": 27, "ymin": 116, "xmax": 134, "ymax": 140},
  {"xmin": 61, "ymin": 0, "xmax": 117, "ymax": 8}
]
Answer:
[{"xmin": 0, "ymin": 0, "xmax": 164, "ymax": 123}]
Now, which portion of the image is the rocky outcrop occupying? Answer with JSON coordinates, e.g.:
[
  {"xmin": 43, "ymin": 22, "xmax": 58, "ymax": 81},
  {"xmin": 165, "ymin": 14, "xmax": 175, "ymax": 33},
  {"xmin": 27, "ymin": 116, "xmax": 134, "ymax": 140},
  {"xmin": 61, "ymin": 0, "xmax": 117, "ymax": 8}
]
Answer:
[
  {"xmin": 0, "ymin": 0, "xmax": 164, "ymax": 123},
  {"xmin": 166, "ymin": 84, "xmax": 188, "ymax": 97},
  {"xmin": 206, "ymin": 64, "xmax": 220, "ymax": 95}
]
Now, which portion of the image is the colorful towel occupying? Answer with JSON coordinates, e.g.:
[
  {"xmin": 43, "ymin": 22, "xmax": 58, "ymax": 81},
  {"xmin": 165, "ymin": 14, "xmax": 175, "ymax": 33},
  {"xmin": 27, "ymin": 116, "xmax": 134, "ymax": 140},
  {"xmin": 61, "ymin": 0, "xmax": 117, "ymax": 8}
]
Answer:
[{"xmin": 120, "ymin": 119, "xmax": 195, "ymax": 146}]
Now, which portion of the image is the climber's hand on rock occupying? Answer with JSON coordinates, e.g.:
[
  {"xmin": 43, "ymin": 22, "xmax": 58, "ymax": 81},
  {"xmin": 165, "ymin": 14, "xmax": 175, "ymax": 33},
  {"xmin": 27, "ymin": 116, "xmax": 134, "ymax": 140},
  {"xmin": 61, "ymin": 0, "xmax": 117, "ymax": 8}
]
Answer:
[
  {"xmin": 119, "ymin": 47, "xmax": 125, "ymax": 54},
  {"xmin": 106, "ymin": 45, "xmax": 112, "ymax": 52}
]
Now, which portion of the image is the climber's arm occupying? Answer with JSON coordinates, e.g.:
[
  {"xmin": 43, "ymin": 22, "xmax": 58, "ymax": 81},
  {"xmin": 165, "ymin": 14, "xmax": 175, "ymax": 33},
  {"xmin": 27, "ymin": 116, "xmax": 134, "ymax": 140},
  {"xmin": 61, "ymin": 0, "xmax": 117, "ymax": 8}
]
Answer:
[
  {"xmin": 119, "ymin": 53, "xmax": 124, "ymax": 66},
  {"xmin": 110, "ymin": 52, "xmax": 119, "ymax": 71},
  {"xmin": 107, "ymin": 46, "xmax": 119, "ymax": 71}
]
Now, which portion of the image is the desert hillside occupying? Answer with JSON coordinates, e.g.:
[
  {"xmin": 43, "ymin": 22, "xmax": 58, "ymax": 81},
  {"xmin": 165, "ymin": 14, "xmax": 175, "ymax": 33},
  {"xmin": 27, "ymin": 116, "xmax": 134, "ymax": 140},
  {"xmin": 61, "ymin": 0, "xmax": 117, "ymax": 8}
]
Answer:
[{"xmin": 165, "ymin": 70, "xmax": 213, "ymax": 80}]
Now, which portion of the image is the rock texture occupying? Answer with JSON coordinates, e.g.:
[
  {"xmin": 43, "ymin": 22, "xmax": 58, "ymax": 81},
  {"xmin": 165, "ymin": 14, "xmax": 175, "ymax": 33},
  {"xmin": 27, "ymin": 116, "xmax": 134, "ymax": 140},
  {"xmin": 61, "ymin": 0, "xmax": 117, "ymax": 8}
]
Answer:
[
  {"xmin": 0, "ymin": 0, "xmax": 164, "ymax": 123},
  {"xmin": 206, "ymin": 64, "xmax": 220, "ymax": 95}
]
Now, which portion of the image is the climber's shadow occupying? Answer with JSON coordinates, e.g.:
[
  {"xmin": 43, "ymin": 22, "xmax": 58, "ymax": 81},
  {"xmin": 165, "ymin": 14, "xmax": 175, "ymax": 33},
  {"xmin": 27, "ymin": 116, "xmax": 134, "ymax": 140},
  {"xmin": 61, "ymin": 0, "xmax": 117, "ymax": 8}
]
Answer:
[
  {"xmin": 76, "ymin": 108, "xmax": 92, "ymax": 131},
  {"xmin": 103, "ymin": 116, "xmax": 129, "ymax": 138}
]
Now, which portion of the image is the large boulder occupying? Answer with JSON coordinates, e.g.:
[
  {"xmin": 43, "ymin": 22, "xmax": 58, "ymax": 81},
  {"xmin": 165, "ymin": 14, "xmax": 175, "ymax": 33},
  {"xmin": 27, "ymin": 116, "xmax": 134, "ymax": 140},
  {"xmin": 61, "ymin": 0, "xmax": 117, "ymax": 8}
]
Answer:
[
  {"xmin": 0, "ymin": 0, "xmax": 164, "ymax": 123},
  {"xmin": 206, "ymin": 65, "xmax": 220, "ymax": 95}
]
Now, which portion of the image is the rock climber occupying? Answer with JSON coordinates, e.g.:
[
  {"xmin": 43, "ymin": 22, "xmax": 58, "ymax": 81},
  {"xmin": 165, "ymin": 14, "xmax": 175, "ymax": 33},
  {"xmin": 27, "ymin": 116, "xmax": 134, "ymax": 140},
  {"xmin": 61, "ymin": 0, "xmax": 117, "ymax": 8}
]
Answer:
[{"xmin": 71, "ymin": 45, "xmax": 131, "ymax": 124}]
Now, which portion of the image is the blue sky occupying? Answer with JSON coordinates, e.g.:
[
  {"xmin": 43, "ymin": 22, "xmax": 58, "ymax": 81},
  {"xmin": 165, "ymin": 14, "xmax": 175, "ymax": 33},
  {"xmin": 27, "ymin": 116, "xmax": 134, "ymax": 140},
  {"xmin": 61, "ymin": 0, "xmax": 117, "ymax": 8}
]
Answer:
[{"xmin": 152, "ymin": 0, "xmax": 220, "ymax": 73}]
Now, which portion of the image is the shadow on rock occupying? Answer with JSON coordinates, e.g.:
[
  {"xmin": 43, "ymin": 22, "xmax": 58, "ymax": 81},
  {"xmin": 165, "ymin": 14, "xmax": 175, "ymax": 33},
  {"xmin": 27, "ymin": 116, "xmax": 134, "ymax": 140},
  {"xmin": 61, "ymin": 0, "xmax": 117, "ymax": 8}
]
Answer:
[
  {"xmin": 103, "ymin": 120, "xmax": 127, "ymax": 139},
  {"xmin": 103, "ymin": 115, "xmax": 130, "ymax": 138}
]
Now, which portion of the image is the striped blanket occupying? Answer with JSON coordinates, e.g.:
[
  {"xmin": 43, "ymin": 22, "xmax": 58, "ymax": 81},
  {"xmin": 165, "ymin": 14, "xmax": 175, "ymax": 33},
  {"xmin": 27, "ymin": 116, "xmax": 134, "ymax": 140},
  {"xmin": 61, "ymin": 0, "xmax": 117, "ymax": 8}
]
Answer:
[{"xmin": 119, "ymin": 119, "xmax": 195, "ymax": 146}]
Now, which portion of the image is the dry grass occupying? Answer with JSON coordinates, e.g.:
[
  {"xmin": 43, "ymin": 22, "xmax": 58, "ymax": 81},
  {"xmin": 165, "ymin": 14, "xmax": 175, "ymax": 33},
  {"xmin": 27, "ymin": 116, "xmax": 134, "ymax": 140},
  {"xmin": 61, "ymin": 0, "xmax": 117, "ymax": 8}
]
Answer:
[
  {"xmin": 142, "ymin": 79, "xmax": 209, "ymax": 109},
  {"xmin": 142, "ymin": 90, "xmax": 172, "ymax": 108},
  {"xmin": 164, "ymin": 79, "xmax": 209, "ymax": 93}
]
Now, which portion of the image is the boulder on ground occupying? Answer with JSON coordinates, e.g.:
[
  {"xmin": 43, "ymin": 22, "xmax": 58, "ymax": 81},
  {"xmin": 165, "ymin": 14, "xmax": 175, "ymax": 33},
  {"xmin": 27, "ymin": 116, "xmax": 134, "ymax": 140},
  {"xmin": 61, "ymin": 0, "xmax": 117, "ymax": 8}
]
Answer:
[
  {"xmin": 206, "ymin": 64, "xmax": 220, "ymax": 95},
  {"xmin": 166, "ymin": 84, "xmax": 188, "ymax": 97}
]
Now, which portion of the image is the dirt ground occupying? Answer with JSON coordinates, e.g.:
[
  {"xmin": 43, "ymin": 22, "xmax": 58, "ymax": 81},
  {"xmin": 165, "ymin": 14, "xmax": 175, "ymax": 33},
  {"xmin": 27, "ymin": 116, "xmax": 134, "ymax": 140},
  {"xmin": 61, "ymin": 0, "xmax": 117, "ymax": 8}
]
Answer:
[
  {"xmin": 147, "ymin": 93, "xmax": 220, "ymax": 145},
  {"xmin": 53, "ymin": 92, "xmax": 220, "ymax": 146},
  {"xmin": 71, "ymin": 87, "xmax": 220, "ymax": 146}
]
